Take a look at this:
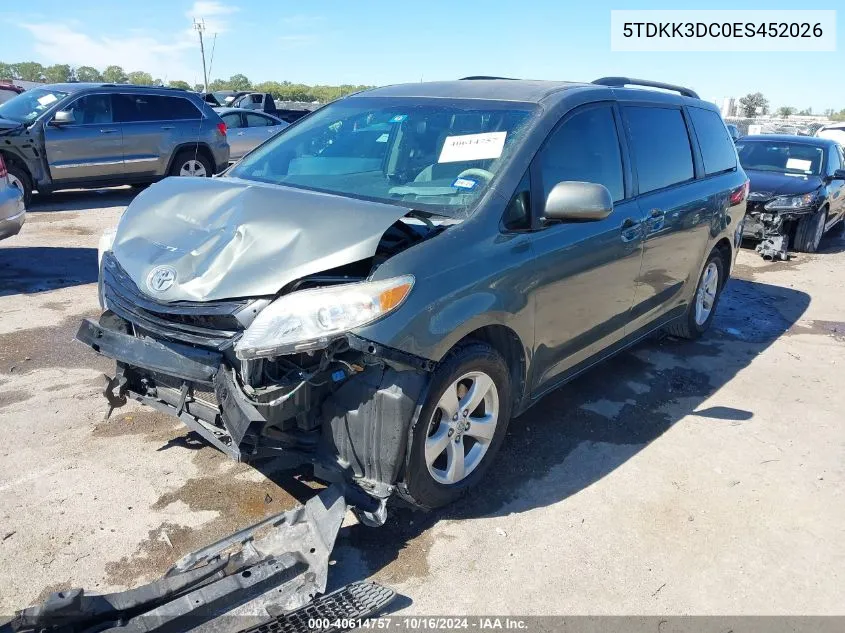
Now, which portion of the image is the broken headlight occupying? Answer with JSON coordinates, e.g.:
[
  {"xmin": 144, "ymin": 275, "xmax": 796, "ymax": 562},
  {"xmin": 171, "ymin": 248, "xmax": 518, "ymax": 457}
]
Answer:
[
  {"xmin": 235, "ymin": 276, "xmax": 414, "ymax": 360},
  {"xmin": 764, "ymin": 192, "xmax": 818, "ymax": 211}
]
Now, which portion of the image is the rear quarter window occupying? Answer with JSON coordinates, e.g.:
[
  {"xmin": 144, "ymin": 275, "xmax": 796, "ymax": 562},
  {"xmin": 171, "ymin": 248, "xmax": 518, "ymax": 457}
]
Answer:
[
  {"xmin": 624, "ymin": 106, "xmax": 694, "ymax": 194},
  {"xmin": 688, "ymin": 106, "xmax": 737, "ymax": 176}
]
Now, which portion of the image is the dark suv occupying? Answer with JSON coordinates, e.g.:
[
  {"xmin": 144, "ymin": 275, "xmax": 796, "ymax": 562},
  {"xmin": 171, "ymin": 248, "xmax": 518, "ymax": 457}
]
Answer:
[
  {"xmin": 0, "ymin": 83, "xmax": 230, "ymax": 204},
  {"xmin": 77, "ymin": 77, "xmax": 748, "ymax": 519}
]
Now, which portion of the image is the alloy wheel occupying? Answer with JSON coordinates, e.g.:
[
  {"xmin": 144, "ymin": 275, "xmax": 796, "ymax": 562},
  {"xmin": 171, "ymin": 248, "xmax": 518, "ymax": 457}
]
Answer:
[
  {"xmin": 425, "ymin": 371, "xmax": 499, "ymax": 485},
  {"xmin": 179, "ymin": 159, "xmax": 207, "ymax": 177},
  {"xmin": 694, "ymin": 261, "xmax": 719, "ymax": 326}
]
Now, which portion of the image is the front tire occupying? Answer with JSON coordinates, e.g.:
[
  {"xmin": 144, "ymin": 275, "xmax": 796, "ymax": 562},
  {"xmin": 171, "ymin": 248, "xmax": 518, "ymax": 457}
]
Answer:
[
  {"xmin": 666, "ymin": 250, "xmax": 725, "ymax": 340},
  {"xmin": 792, "ymin": 207, "xmax": 827, "ymax": 253},
  {"xmin": 402, "ymin": 342, "xmax": 512, "ymax": 509}
]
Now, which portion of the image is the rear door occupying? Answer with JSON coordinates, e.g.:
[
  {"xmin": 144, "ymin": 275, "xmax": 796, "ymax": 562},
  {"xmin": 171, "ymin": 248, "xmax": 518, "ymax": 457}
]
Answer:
[
  {"xmin": 43, "ymin": 93, "xmax": 124, "ymax": 183},
  {"xmin": 241, "ymin": 112, "xmax": 287, "ymax": 155},
  {"xmin": 621, "ymin": 104, "xmax": 716, "ymax": 331},
  {"xmin": 116, "ymin": 93, "xmax": 203, "ymax": 178},
  {"xmin": 528, "ymin": 103, "xmax": 644, "ymax": 394}
]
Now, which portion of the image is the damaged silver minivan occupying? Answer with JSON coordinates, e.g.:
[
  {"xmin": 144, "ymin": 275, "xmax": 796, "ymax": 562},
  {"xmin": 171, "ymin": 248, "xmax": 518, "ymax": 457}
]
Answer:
[{"xmin": 77, "ymin": 78, "xmax": 747, "ymax": 517}]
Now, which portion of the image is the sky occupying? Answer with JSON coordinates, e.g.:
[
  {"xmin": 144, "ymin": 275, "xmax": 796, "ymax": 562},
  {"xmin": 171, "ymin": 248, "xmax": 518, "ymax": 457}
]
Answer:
[{"xmin": 1, "ymin": 0, "xmax": 843, "ymax": 111}]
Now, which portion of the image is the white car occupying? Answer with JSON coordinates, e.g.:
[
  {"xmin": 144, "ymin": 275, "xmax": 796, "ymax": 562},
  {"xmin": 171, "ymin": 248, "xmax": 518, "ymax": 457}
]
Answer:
[
  {"xmin": 816, "ymin": 122, "xmax": 845, "ymax": 146},
  {"xmin": 214, "ymin": 107, "xmax": 289, "ymax": 161}
]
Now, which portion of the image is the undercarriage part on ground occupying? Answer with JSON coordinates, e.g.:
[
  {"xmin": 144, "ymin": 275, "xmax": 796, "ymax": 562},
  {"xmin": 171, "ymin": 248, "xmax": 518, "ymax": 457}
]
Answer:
[
  {"xmin": 6, "ymin": 486, "xmax": 396, "ymax": 633},
  {"xmin": 756, "ymin": 233, "xmax": 788, "ymax": 261},
  {"xmin": 747, "ymin": 212, "xmax": 790, "ymax": 261}
]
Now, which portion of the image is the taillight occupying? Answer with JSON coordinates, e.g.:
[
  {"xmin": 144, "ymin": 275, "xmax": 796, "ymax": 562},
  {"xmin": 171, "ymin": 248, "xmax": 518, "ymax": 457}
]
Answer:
[
  {"xmin": 729, "ymin": 180, "xmax": 749, "ymax": 206},
  {"xmin": 217, "ymin": 122, "xmax": 227, "ymax": 136},
  {"xmin": 0, "ymin": 154, "xmax": 7, "ymax": 180}
]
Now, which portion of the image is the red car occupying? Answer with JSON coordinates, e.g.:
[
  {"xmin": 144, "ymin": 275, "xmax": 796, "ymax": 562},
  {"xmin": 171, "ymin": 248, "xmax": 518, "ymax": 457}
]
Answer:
[{"xmin": 0, "ymin": 82, "xmax": 24, "ymax": 105}]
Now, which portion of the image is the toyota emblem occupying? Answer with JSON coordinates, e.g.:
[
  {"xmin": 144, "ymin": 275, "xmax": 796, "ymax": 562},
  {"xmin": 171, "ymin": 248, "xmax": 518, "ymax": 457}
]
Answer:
[{"xmin": 146, "ymin": 266, "xmax": 177, "ymax": 293}]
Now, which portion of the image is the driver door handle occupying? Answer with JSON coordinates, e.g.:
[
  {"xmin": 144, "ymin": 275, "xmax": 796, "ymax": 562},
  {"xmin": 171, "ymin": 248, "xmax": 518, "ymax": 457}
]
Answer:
[
  {"xmin": 99, "ymin": 128, "xmax": 118, "ymax": 134},
  {"xmin": 621, "ymin": 217, "xmax": 642, "ymax": 243}
]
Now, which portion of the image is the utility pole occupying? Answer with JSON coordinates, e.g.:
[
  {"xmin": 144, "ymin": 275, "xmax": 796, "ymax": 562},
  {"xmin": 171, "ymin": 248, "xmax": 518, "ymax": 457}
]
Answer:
[{"xmin": 193, "ymin": 19, "xmax": 208, "ymax": 93}]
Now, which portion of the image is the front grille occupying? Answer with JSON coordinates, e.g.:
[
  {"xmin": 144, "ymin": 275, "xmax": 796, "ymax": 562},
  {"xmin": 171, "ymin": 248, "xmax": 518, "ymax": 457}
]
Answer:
[{"xmin": 102, "ymin": 252, "xmax": 251, "ymax": 350}]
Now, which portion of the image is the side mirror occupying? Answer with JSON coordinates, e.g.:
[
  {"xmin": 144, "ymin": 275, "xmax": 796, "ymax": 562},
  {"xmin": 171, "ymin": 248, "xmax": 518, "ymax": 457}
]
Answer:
[
  {"xmin": 544, "ymin": 181, "xmax": 613, "ymax": 221},
  {"xmin": 830, "ymin": 169, "xmax": 845, "ymax": 181},
  {"xmin": 50, "ymin": 110, "xmax": 75, "ymax": 126}
]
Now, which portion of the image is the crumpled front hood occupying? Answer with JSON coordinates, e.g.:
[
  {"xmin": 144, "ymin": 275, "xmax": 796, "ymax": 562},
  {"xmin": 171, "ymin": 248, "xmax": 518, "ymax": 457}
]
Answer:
[
  {"xmin": 746, "ymin": 169, "xmax": 822, "ymax": 200},
  {"xmin": 112, "ymin": 176, "xmax": 411, "ymax": 302}
]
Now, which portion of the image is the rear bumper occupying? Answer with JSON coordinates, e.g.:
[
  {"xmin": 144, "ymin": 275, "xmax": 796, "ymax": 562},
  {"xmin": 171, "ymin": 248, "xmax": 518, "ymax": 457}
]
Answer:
[
  {"xmin": 75, "ymin": 315, "xmax": 428, "ymax": 499},
  {"xmin": 0, "ymin": 185, "xmax": 25, "ymax": 240}
]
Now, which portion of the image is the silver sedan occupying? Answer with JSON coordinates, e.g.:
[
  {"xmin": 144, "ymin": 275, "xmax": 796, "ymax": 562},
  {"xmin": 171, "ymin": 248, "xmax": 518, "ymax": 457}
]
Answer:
[{"xmin": 214, "ymin": 107, "xmax": 289, "ymax": 161}]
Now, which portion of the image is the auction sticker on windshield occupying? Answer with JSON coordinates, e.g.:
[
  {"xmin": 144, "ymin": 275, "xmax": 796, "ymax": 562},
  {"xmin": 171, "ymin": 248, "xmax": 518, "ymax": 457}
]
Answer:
[
  {"xmin": 37, "ymin": 94, "xmax": 58, "ymax": 106},
  {"xmin": 439, "ymin": 131, "xmax": 507, "ymax": 163},
  {"xmin": 786, "ymin": 158, "xmax": 812, "ymax": 172}
]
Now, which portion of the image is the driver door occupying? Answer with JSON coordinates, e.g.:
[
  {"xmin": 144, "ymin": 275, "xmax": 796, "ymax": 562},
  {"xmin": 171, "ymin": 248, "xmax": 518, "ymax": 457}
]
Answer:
[{"xmin": 43, "ymin": 93, "xmax": 124, "ymax": 183}]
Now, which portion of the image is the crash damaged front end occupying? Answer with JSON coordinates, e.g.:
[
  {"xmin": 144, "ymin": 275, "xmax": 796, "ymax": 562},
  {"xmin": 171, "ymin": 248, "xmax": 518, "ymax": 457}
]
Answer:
[
  {"xmin": 742, "ymin": 191, "xmax": 821, "ymax": 260},
  {"xmin": 77, "ymin": 249, "xmax": 433, "ymax": 516}
]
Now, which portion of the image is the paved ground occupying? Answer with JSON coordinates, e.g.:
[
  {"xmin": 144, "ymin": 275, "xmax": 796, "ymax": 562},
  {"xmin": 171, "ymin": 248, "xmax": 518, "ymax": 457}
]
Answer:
[{"xmin": 0, "ymin": 188, "xmax": 843, "ymax": 615}]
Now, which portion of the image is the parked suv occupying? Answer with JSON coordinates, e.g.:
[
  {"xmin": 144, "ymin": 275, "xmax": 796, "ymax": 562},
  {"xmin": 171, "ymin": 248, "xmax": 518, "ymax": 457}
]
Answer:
[
  {"xmin": 77, "ymin": 77, "xmax": 747, "ymax": 518},
  {"xmin": 0, "ymin": 83, "xmax": 230, "ymax": 204}
]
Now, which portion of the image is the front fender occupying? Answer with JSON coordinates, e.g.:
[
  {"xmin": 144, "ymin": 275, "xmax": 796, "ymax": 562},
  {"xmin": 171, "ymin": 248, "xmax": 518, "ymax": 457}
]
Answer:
[{"xmin": 353, "ymin": 221, "xmax": 536, "ymax": 364}]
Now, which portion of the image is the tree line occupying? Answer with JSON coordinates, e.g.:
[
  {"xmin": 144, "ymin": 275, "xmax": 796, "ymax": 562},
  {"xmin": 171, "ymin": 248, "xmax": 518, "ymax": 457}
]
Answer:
[
  {"xmin": 736, "ymin": 92, "xmax": 844, "ymax": 121},
  {"xmin": 0, "ymin": 61, "xmax": 372, "ymax": 104}
]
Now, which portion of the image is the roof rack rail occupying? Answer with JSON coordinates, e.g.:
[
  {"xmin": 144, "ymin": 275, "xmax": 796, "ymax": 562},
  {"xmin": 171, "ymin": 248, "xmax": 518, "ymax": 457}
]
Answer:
[
  {"xmin": 460, "ymin": 76, "xmax": 517, "ymax": 81},
  {"xmin": 592, "ymin": 77, "xmax": 699, "ymax": 99}
]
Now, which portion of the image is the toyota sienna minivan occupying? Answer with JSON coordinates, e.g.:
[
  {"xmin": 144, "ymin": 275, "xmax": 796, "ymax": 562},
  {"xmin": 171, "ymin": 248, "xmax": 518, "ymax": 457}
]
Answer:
[{"xmin": 77, "ymin": 77, "xmax": 748, "ymax": 521}]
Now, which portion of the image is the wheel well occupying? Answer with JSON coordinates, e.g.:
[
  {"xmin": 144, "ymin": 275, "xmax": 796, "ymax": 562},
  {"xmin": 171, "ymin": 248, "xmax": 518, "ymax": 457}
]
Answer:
[
  {"xmin": 457, "ymin": 325, "xmax": 527, "ymax": 414},
  {"xmin": 713, "ymin": 237, "xmax": 733, "ymax": 281},
  {"xmin": 167, "ymin": 144, "xmax": 214, "ymax": 173}
]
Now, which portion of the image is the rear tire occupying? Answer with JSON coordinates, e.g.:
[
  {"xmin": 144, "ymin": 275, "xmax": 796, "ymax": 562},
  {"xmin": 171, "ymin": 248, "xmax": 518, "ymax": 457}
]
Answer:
[
  {"xmin": 792, "ymin": 207, "xmax": 827, "ymax": 253},
  {"xmin": 6, "ymin": 162, "xmax": 32, "ymax": 207},
  {"xmin": 169, "ymin": 150, "xmax": 212, "ymax": 178},
  {"xmin": 401, "ymin": 342, "xmax": 512, "ymax": 509},
  {"xmin": 665, "ymin": 250, "xmax": 725, "ymax": 340}
]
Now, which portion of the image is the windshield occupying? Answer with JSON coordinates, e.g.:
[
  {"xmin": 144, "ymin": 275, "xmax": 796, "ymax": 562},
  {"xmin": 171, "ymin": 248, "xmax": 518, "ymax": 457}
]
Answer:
[
  {"xmin": 227, "ymin": 97, "xmax": 536, "ymax": 217},
  {"xmin": 0, "ymin": 88, "xmax": 69, "ymax": 123},
  {"xmin": 736, "ymin": 140, "xmax": 825, "ymax": 176}
]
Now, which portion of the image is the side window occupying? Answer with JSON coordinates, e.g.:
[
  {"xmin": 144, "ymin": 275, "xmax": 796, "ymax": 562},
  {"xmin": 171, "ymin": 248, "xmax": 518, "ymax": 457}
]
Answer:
[
  {"xmin": 251, "ymin": 94, "xmax": 262, "ymax": 104},
  {"xmin": 688, "ymin": 106, "xmax": 737, "ymax": 176},
  {"xmin": 827, "ymin": 145, "xmax": 841, "ymax": 175},
  {"xmin": 221, "ymin": 112, "xmax": 243, "ymax": 129},
  {"xmin": 67, "ymin": 94, "xmax": 113, "ymax": 125},
  {"xmin": 538, "ymin": 105, "xmax": 625, "ymax": 203},
  {"xmin": 503, "ymin": 170, "xmax": 531, "ymax": 230},
  {"xmin": 114, "ymin": 95, "xmax": 200, "ymax": 122},
  {"xmin": 624, "ymin": 106, "xmax": 694, "ymax": 194},
  {"xmin": 162, "ymin": 96, "xmax": 202, "ymax": 120},
  {"xmin": 245, "ymin": 113, "xmax": 273, "ymax": 127}
]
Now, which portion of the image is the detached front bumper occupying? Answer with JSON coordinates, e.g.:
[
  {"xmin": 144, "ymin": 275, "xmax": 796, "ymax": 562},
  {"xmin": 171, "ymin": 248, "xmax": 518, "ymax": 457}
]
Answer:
[{"xmin": 75, "ymin": 315, "xmax": 428, "ymax": 502}]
